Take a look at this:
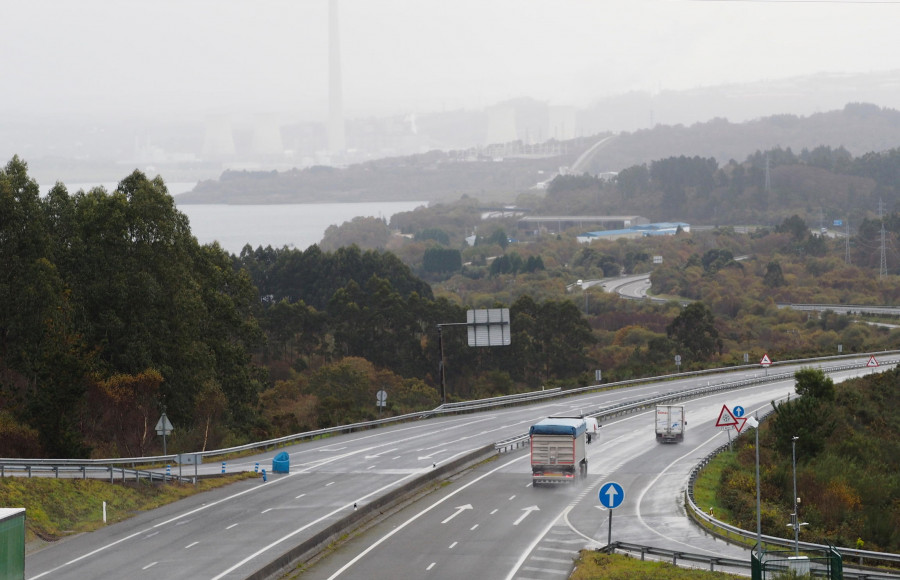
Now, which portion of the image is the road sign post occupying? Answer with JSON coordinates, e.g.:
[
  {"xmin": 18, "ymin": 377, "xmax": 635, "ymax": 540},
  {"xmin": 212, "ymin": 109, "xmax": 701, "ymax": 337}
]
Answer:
[
  {"xmin": 599, "ymin": 481, "xmax": 625, "ymax": 545},
  {"xmin": 759, "ymin": 353, "xmax": 772, "ymax": 376},
  {"xmin": 155, "ymin": 412, "xmax": 174, "ymax": 456},
  {"xmin": 437, "ymin": 309, "xmax": 510, "ymax": 405}
]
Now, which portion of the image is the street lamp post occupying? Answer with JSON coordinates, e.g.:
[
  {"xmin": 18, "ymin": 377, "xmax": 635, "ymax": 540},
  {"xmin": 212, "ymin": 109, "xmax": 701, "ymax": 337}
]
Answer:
[
  {"xmin": 791, "ymin": 435, "xmax": 800, "ymax": 555},
  {"xmin": 746, "ymin": 415, "xmax": 761, "ymax": 553}
]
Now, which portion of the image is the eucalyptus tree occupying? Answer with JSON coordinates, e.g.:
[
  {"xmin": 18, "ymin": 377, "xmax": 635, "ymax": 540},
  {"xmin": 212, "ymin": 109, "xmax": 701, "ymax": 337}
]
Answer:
[{"xmin": 0, "ymin": 158, "xmax": 90, "ymax": 456}]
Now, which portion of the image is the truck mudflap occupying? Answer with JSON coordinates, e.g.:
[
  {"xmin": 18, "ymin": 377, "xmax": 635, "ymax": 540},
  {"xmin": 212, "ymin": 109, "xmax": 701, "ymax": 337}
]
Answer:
[
  {"xmin": 656, "ymin": 432, "xmax": 684, "ymax": 443},
  {"xmin": 532, "ymin": 471, "xmax": 577, "ymax": 485},
  {"xmin": 532, "ymin": 459, "xmax": 587, "ymax": 485}
]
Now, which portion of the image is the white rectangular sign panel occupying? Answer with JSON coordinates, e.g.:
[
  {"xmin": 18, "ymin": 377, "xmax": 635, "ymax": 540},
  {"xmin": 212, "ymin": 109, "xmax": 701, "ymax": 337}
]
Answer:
[{"xmin": 467, "ymin": 308, "xmax": 511, "ymax": 346}]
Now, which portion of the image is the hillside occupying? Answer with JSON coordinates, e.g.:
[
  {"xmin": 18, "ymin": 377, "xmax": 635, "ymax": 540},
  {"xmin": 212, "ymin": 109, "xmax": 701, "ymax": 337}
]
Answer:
[
  {"xmin": 580, "ymin": 103, "xmax": 900, "ymax": 174},
  {"xmin": 176, "ymin": 104, "xmax": 900, "ymax": 206},
  {"xmin": 710, "ymin": 367, "xmax": 900, "ymax": 553}
]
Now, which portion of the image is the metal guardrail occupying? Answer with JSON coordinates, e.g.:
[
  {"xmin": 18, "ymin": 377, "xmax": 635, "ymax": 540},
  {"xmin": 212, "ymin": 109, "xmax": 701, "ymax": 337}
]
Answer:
[
  {"xmin": 778, "ymin": 303, "xmax": 900, "ymax": 316},
  {"xmin": 600, "ymin": 541, "xmax": 900, "ymax": 579},
  {"xmin": 685, "ymin": 408, "xmax": 900, "ymax": 571},
  {"xmin": 435, "ymin": 387, "xmax": 561, "ymax": 409},
  {"xmin": 0, "ymin": 463, "xmax": 194, "ymax": 484},
  {"xmin": 494, "ymin": 357, "xmax": 896, "ymax": 453},
  {"xmin": 3, "ymin": 352, "xmax": 897, "ymax": 477},
  {"xmin": 599, "ymin": 541, "xmax": 750, "ymax": 573}
]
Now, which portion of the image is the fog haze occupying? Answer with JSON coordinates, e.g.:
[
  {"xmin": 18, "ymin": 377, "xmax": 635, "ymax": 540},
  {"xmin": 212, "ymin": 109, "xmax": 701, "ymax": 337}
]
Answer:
[{"xmin": 4, "ymin": 0, "xmax": 900, "ymax": 181}]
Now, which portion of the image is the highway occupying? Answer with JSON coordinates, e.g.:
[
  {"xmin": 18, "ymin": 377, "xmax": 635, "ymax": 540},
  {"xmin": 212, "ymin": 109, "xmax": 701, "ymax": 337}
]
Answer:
[
  {"xmin": 300, "ymin": 367, "xmax": 882, "ymax": 580},
  {"xmin": 597, "ymin": 273, "xmax": 658, "ymax": 301},
  {"xmin": 23, "ymin": 358, "xmax": 890, "ymax": 579}
]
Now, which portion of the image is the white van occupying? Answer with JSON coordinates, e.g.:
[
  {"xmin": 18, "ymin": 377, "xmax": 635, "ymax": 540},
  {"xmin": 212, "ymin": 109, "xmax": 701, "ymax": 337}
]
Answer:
[{"xmin": 585, "ymin": 416, "xmax": 600, "ymax": 443}]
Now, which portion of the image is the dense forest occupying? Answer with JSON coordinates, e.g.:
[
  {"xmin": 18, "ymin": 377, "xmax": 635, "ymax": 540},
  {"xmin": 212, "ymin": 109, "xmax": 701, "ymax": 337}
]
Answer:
[
  {"xmin": 0, "ymin": 157, "xmax": 595, "ymax": 458},
  {"xmin": 537, "ymin": 142, "xmax": 900, "ymax": 227}
]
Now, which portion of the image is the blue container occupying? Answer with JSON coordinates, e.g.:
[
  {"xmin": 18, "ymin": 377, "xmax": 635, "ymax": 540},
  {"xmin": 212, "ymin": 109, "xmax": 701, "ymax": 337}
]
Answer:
[{"xmin": 272, "ymin": 451, "xmax": 290, "ymax": 473}]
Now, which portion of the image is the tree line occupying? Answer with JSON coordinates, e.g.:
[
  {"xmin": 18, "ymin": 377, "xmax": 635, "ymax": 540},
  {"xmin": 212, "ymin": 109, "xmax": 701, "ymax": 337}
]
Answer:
[
  {"xmin": 544, "ymin": 143, "xmax": 900, "ymax": 226},
  {"xmin": 0, "ymin": 157, "xmax": 598, "ymax": 457}
]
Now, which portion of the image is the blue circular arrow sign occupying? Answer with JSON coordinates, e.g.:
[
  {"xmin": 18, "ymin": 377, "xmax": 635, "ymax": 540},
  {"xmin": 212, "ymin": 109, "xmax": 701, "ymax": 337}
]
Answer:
[
  {"xmin": 733, "ymin": 406, "xmax": 745, "ymax": 418},
  {"xmin": 599, "ymin": 481, "xmax": 625, "ymax": 509}
]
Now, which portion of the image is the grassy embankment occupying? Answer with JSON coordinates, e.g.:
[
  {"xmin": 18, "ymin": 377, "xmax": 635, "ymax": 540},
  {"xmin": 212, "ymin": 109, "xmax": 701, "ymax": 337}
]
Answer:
[
  {"xmin": 0, "ymin": 473, "xmax": 256, "ymax": 547},
  {"xmin": 571, "ymin": 551, "xmax": 744, "ymax": 579}
]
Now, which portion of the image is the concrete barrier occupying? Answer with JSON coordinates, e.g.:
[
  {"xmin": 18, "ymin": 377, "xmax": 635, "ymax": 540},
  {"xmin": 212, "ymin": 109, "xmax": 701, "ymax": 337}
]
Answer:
[{"xmin": 243, "ymin": 443, "xmax": 497, "ymax": 580}]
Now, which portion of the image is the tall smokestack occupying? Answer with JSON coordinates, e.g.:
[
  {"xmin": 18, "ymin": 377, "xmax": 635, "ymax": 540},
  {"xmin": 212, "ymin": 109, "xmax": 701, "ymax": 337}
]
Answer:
[{"xmin": 328, "ymin": 0, "xmax": 346, "ymax": 153}]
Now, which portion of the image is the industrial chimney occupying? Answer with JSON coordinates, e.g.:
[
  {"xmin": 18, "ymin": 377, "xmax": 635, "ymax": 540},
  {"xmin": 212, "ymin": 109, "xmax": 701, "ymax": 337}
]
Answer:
[{"xmin": 328, "ymin": 0, "xmax": 346, "ymax": 153}]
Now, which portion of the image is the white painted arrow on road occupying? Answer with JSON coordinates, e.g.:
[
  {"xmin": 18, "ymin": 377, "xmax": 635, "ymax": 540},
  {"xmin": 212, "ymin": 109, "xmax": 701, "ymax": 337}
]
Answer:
[
  {"xmin": 441, "ymin": 504, "xmax": 473, "ymax": 524},
  {"xmin": 513, "ymin": 506, "xmax": 540, "ymax": 526},
  {"xmin": 364, "ymin": 448, "xmax": 398, "ymax": 460}
]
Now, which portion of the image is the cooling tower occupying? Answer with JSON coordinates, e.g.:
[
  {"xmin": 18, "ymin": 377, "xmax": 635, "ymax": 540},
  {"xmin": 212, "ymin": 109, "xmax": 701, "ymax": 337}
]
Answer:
[
  {"xmin": 202, "ymin": 115, "xmax": 236, "ymax": 159},
  {"xmin": 485, "ymin": 106, "xmax": 517, "ymax": 145},
  {"xmin": 549, "ymin": 106, "xmax": 577, "ymax": 140}
]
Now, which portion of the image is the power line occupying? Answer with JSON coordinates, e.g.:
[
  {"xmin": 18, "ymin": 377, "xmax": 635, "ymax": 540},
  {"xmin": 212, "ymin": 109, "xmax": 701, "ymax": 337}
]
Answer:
[{"xmin": 845, "ymin": 220, "xmax": 851, "ymax": 265}]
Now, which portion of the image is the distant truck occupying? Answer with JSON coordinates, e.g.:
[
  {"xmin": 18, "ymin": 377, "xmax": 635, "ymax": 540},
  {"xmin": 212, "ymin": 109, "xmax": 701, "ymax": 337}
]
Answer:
[
  {"xmin": 655, "ymin": 405, "xmax": 685, "ymax": 443},
  {"xmin": 530, "ymin": 417, "xmax": 589, "ymax": 486}
]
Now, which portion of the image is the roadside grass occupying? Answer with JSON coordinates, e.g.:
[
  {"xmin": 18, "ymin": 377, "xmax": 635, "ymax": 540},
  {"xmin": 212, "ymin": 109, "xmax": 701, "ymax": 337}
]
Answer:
[
  {"xmin": 571, "ymin": 551, "xmax": 744, "ymax": 579},
  {"xmin": 0, "ymin": 472, "xmax": 256, "ymax": 544},
  {"xmin": 691, "ymin": 448, "xmax": 738, "ymax": 524}
]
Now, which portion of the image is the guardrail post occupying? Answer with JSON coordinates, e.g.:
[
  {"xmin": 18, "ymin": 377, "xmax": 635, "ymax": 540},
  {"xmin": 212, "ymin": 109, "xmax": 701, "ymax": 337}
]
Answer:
[
  {"xmin": 27, "ymin": 466, "xmax": 31, "ymax": 478},
  {"xmin": 54, "ymin": 466, "xmax": 59, "ymax": 479},
  {"xmin": 82, "ymin": 465, "xmax": 86, "ymax": 479},
  {"xmin": 109, "ymin": 466, "xmax": 113, "ymax": 484}
]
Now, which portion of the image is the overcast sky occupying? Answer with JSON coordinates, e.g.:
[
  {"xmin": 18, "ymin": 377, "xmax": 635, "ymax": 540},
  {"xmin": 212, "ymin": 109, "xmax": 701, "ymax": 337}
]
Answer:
[{"xmin": 3, "ymin": 0, "xmax": 899, "ymax": 124}]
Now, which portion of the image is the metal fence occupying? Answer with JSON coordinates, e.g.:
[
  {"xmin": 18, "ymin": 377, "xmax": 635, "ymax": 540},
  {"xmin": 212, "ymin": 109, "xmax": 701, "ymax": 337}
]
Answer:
[{"xmin": 600, "ymin": 541, "xmax": 900, "ymax": 579}]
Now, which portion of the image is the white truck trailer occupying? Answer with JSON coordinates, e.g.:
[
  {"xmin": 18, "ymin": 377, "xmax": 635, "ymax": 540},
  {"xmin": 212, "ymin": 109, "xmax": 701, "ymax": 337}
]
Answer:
[
  {"xmin": 655, "ymin": 405, "xmax": 685, "ymax": 442},
  {"xmin": 530, "ymin": 417, "xmax": 588, "ymax": 486}
]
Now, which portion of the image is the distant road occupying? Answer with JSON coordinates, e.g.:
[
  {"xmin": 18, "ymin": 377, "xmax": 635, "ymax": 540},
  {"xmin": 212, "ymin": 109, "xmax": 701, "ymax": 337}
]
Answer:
[
  {"xmin": 568, "ymin": 135, "xmax": 617, "ymax": 175},
  {"xmin": 599, "ymin": 274, "xmax": 657, "ymax": 301},
  {"xmin": 779, "ymin": 303, "xmax": 900, "ymax": 316},
  {"xmin": 590, "ymin": 256, "xmax": 750, "ymax": 304}
]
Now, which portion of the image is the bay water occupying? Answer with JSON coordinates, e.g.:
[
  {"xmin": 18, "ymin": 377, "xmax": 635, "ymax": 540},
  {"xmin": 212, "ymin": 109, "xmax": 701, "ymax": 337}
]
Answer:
[{"xmin": 39, "ymin": 181, "xmax": 427, "ymax": 255}]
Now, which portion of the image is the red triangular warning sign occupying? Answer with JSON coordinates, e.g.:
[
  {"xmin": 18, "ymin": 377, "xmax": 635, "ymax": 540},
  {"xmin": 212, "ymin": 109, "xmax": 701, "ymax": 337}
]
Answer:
[
  {"xmin": 867, "ymin": 355, "xmax": 879, "ymax": 367},
  {"xmin": 716, "ymin": 405, "xmax": 738, "ymax": 427},
  {"xmin": 733, "ymin": 417, "xmax": 748, "ymax": 433},
  {"xmin": 759, "ymin": 353, "xmax": 772, "ymax": 367}
]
